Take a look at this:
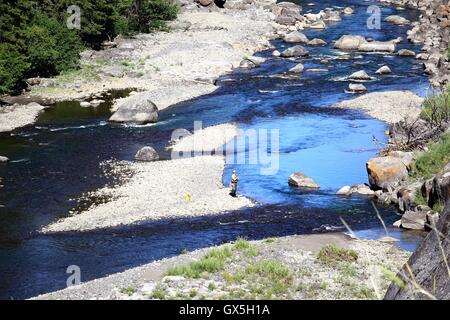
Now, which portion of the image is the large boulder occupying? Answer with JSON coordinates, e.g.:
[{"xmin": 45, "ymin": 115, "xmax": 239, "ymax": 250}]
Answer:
[
  {"xmin": 334, "ymin": 35, "xmax": 366, "ymax": 50},
  {"xmin": 109, "ymin": 92, "xmax": 158, "ymax": 124},
  {"xmin": 358, "ymin": 41, "xmax": 396, "ymax": 53},
  {"xmin": 400, "ymin": 210, "xmax": 427, "ymax": 230},
  {"xmin": 385, "ymin": 203, "xmax": 450, "ymax": 300},
  {"xmin": 429, "ymin": 167, "xmax": 450, "ymax": 209},
  {"xmin": 366, "ymin": 156, "xmax": 409, "ymax": 190},
  {"xmin": 384, "ymin": 15, "xmax": 410, "ymax": 25},
  {"xmin": 283, "ymin": 31, "xmax": 309, "ymax": 44},
  {"xmin": 135, "ymin": 146, "xmax": 159, "ymax": 162},
  {"xmin": 280, "ymin": 45, "xmax": 309, "ymax": 57},
  {"xmin": 288, "ymin": 172, "xmax": 320, "ymax": 189}
]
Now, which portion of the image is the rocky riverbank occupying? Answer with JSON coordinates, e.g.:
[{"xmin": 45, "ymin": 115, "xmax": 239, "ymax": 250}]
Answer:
[
  {"xmin": 32, "ymin": 233, "xmax": 410, "ymax": 300},
  {"xmin": 377, "ymin": 0, "xmax": 450, "ymax": 87}
]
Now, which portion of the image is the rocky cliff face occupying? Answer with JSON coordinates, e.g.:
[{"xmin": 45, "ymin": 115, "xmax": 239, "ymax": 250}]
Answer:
[
  {"xmin": 384, "ymin": 201, "xmax": 450, "ymax": 299},
  {"xmin": 378, "ymin": 0, "xmax": 450, "ymax": 87}
]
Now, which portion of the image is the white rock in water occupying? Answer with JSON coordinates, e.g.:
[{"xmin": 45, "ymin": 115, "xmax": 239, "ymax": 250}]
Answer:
[
  {"xmin": 348, "ymin": 83, "xmax": 367, "ymax": 93},
  {"xmin": 109, "ymin": 92, "xmax": 158, "ymax": 124},
  {"xmin": 80, "ymin": 101, "xmax": 91, "ymax": 107},
  {"xmin": 336, "ymin": 186, "xmax": 351, "ymax": 195},
  {"xmin": 90, "ymin": 99, "xmax": 105, "ymax": 107},
  {"xmin": 0, "ymin": 156, "xmax": 9, "ymax": 163},
  {"xmin": 348, "ymin": 70, "xmax": 372, "ymax": 80},
  {"xmin": 393, "ymin": 219, "xmax": 402, "ymax": 228},
  {"xmin": 376, "ymin": 66, "xmax": 392, "ymax": 74},
  {"xmin": 283, "ymin": 31, "xmax": 309, "ymax": 43},
  {"xmin": 288, "ymin": 172, "xmax": 320, "ymax": 189},
  {"xmin": 289, "ymin": 63, "xmax": 304, "ymax": 73},
  {"xmin": 398, "ymin": 49, "xmax": 416, "ymax": 57},
  {"xmin": 135, "ymin": 146, "xmax": 159, "ymax": 162},
  {"xmin": 343, "ymin": 7, "xmax": 354, "ymax": 15},
  {"xmin": 385, "ymin": 15, "xmax": 410, "ymax": 25},
  {"xmin": 308, "ymin": 38, "xmax": 327, "ymax": 46},
  {"xmin": 272, "ymin": 50, "xmax": 281, "ymax": 57},
  {"xmin": 309, "ymin": 20, "xmax": 327, "ymax": 29}
]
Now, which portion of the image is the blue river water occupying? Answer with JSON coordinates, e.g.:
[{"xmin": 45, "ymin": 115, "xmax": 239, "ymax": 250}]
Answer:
[{"xmin": 0, "ymin": 0, "xmax": 430, "ymax": 299}]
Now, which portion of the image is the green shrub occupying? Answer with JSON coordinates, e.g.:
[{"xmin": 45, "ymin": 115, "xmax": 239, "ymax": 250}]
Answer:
[
  {"xmin": 0, "ymin": 44, "xmax": 30, "ymax": 94},
  {"xmin": 317, "ymin": 245, "xmax": 358, "ymax": 267},
  {"xmin": 412, "ymin": 134, "xmax": 450, "ymax": 179},
  {"xmin": 166, "ymin": 247, "xmax": 233, "ymax": 278},
  {"xmin": 420, "ymin": 90, "xmax": 450, "ymax": 127}
]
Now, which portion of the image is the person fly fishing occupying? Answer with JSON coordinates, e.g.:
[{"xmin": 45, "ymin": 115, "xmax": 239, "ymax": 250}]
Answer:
[{"xmin": 229, "ymin": 170, "xmax": 239, "ymax": 197}]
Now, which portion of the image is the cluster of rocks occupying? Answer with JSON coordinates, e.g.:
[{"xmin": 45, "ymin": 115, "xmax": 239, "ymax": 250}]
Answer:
[
  {"xmin": 339, "ymin": 146, "xmax": 449, "ymax": 231},
  {"xmin": 377, "ymin": 0, "xmax": 450, "ymax": 87}
]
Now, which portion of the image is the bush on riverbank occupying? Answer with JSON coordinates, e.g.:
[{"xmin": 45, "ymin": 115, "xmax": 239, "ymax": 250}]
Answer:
[
  {"xmin": 420, "ymin": 87, "xmax": 450, "ymax": 128},
  {"xmin": 0, "ymin": 0, "xmax": 178, "ymax": 95},
  {"xmin": 412, "ymin": 133, "xmax": 450, "ymax": 179}
]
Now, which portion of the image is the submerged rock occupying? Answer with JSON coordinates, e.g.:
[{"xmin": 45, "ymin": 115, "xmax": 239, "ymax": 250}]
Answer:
[
  {"xmin": 109, "ymin": 92, "xmax": 158, "ymax": 124},
  {"xmin": 288, "ymin": 172, "xmax": 320, "ymax": 189},
  {"xmin": 135, "ymin": 146, "xmax": 159, "ymax": 162}
]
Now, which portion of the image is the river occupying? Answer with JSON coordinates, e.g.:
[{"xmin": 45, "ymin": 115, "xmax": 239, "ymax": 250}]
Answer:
[{"xmin": 0, "ymin": 0, "xmax": 430, "ymax": 299}]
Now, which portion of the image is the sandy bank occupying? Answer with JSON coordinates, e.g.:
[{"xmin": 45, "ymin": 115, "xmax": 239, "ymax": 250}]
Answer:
[
  {"xmin": 170, "ymin": 123, "xmax": 239, "ymax": 153},
  {"xmin": 42, "ymin": 156, "xmax": 252, "ymax": 233},
  {"xmin": 0, "ymin": 103, "xmax": 46, "ymax": 133},
  {"xmin": 33, "ymin": 233, "xmax": 410, "ymax": 300},
  {"xmin": 333, "ymin": 91, "xmax": 424, "ymax": 123},
  {"xmin": 29, "ymin": 6, "xmax": 276, "ymax": 107}
]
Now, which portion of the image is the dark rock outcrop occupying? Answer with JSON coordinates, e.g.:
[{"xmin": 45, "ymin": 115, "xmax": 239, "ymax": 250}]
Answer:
[{"xmin": 384, "ymin": 201, "xmax": 450, "ymax": 300}]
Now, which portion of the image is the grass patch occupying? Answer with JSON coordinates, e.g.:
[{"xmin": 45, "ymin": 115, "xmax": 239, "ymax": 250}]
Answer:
[
  {"xmin": 166, "ymin": 247, "xmax": 232, "ymax": 278},
  {"xmin": 317, "ymin": 245, "xmax": 358, "ymax": 267},
  {"xmin": 151, "ymin": 285, "xmax": 167, "ymax": 299},
  {"xmin": 433, "ymin": 202, "xmax": 445, "ymax": 213},
  {"xmin": 246, "ymin": 260, "xmax": 291, "ymax": 282},
  {"xmin": 120, "ymin": 287, "xmax": 136, "ymax": 296},
  {"xmin": 412, "ymin": 134, "xmax": 450, "ymax": 179},
  {"xmin": 234, "ymin": 237, "xmax": 259, "ymax": 257}
]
